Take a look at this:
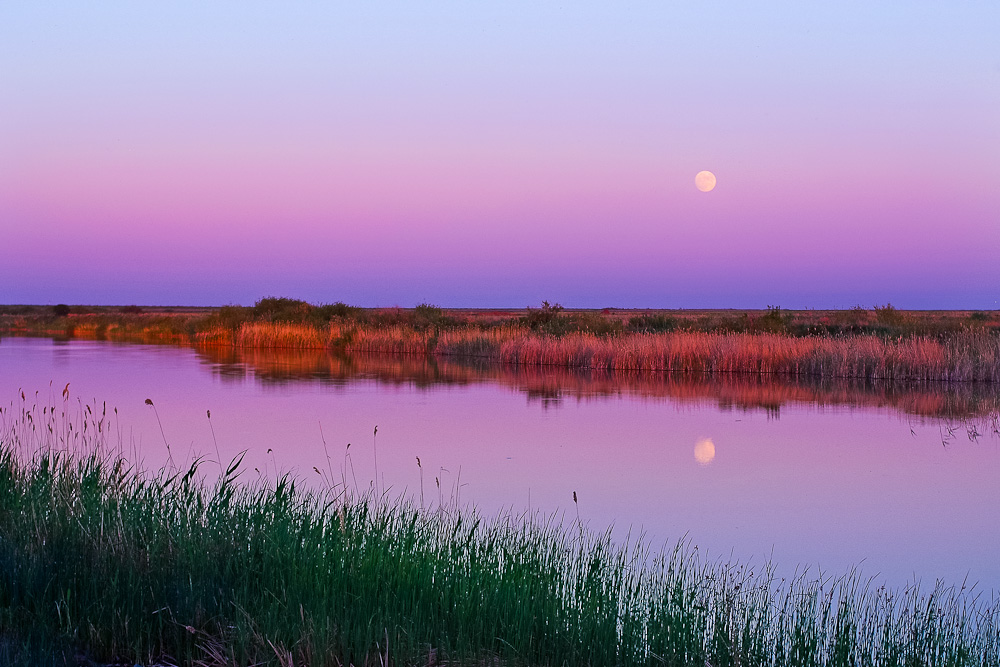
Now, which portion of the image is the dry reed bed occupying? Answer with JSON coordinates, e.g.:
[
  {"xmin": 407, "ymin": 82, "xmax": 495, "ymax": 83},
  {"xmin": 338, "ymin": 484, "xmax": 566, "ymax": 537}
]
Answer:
[
  {"xmin": 435, "ymin": 329, "xmax": 1000, "ymax": 383},
  {"xmin": 233, "ymin": 322, "xmax": 328, "ymax": 349},
  {"xmin": 224, "ymin": 322, "xmax": 436, "ymax": 354},
  {"xmin": 10, "ymin": 316, "xmax": 999, "ymax": 383},
  {"xmin": 213, "ymin": 323, "xmax": 1000, "ymax": 383},
  {"xmin": 336, "ymin": 323, "xmax": 434, "ymax": 355},
  {"xmin": 0, "ymin": 312, "xmax": 207, "ymax": 341}
]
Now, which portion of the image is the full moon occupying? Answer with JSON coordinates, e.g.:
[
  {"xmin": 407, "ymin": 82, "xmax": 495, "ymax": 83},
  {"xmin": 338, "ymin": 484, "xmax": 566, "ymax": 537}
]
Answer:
[{"xmin": 695, "ymin": 170, "xmax": 717, "ymax": 192}]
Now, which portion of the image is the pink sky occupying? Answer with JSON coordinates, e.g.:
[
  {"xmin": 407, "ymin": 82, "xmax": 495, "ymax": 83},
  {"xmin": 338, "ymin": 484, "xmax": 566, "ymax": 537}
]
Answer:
[{"xmin": 2, "ymin": 3, "xmax": 998, "ymax": 308}]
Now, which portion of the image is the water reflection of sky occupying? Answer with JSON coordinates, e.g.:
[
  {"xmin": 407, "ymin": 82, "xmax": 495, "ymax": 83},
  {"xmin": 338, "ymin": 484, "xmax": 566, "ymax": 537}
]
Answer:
[{"xmin": 3, "ymin": 336, "xmax": 999, "ymax": 591}]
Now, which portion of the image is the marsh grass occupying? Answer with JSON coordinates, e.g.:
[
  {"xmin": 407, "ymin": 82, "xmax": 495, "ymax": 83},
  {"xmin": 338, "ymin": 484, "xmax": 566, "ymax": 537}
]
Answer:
[
  {"xmin": 234, "ymin": 321, "xmax": 329, "ymax": 349},
  {"xmin": 433, "ymin": 328, "xmax": 1000, "ymax": 383},
  {"xmin": 221, "ymin": 322, "xmax": 1000, "ymax": 385},
  {"xmin": 4, "ymin": 302, "xmax": 1000, "ymax": 384},
  {"xmin": 2, "ymin": 396, "xmax": 999, "ymax": 666}
]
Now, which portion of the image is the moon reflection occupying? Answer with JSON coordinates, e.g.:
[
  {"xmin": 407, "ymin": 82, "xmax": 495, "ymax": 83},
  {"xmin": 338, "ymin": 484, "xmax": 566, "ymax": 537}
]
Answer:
[{"xmin": 694, "ymin": 438, "xmax": 716, "ymax": 465}]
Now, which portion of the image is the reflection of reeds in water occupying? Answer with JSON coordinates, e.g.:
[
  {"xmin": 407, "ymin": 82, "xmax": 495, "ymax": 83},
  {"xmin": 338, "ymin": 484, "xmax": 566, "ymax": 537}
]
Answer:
[
  {"xmin": 3, "ymin": 396, "xmax": 999, "ymax": 666},
  {"xmin": 196, "ymin": 346, "xmax": 1000, "ymax": 421}
]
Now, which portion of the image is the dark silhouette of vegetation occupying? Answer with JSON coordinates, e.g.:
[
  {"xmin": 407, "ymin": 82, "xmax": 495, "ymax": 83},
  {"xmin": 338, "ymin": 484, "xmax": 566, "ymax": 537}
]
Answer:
[
  {"xmin": 522, "ymin": 301, "xmax": 564, "ymax": 330},
  {"xmin": 874, "ymin": 302, "xmax": 904, "ymax": 326},
  {"xmin": 519, "ymin": 301, "xmax": 625, "ymax": 336},
  {"xmin": 319, "ymin": 301, "xmax": 364, "ymax": 320},
  {"xmin": 251, "ymin": 296, "xmax": 314, "ymax": 322},
  {"xmin": 51, "ymin": 304, "xmax": 71, "ymax": 317},
  {"xmin": 756, "ymin": 305, "xmax": 790, "ymax": 333},
  {"xmin": 412, "ymin": 303, "xmax": 444, "ymax": 331},
  {"xmin": 627, "ymin": 313, "xmax": 678, "ymax": 333},
  {"xmin": 210, "ymin": 298, "xmax": 368, "ymax": 332}
]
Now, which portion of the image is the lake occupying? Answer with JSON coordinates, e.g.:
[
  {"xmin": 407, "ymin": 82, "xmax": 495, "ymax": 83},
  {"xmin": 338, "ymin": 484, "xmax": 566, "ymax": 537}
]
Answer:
[{"xmin": 3, "ymin": 335, "xmax": 998, "ymax": 591}]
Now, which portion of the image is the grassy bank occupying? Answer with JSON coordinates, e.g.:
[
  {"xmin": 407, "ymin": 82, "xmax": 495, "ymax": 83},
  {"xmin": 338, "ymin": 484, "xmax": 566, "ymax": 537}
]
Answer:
[
  {"xmin": 4, "ymin": 300, "xmax": 999, "ymax": 340},
  {"xmin": 2, "ymin": 399, "xmax": 999, "ymax": 666},
  {"xmin": 224, "ymin": 322, "xmax": 1000, "ymax": 383},
  {"xmin": 3, "ymin": 299, "xmax": 1000, "ymax": 383}
]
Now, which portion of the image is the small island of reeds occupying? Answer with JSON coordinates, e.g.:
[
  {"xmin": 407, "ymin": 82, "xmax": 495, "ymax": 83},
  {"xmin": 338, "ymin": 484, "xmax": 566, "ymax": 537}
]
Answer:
[
  {"xmin": 2, "ymin": 397, "xmax": 998, "ymax": 666},
  {"xmin": 2, "ymin": 299, "xmax": 999, "ymax": 384}
]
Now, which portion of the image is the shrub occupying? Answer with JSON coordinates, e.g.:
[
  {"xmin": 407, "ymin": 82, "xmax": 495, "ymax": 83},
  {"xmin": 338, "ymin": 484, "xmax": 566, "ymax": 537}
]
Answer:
[
  {"xmin": 564, "ymin": 312, "xmax": 623, "ymax": 336},
  {"xmin": 755, "ymin": 305, "xmax": 789, "ymax": 334},
  {"xmin": 522, "ymin": 301, "xmax": 564, "ymax": 331},
  {"xmin": 874, "ymin": 303, "xmax": 903, "ymax": 326},
  {"xmin": 252, "ymin": 297, "xmax": 313, "ymax": 323},
  {"xmin": 316, "ymin": 302, "xmax": 364, "ymax": 321},
  {"xmin": 413, "ymin": 303, "xmax": 444, "ymax": 331},
  {"xmin": 214, "ymin": 305, "xmax": 253, "ymax": 331},
  {"xmin": 627, "ymin": 314, "xmax": 678, "ymax": 333}
]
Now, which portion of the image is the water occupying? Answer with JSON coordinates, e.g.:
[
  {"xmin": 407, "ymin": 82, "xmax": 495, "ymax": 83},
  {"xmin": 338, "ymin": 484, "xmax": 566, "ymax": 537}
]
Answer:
[{"xmin": 3, "ymin": 336, "xmax": 998, "ymax": 590}]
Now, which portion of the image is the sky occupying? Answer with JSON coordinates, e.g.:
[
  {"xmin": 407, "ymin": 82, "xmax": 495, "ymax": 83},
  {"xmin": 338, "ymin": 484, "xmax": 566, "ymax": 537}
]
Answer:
[{"xmin": 2, "ymin": 2, "xmax": 998, "ymax": 309}]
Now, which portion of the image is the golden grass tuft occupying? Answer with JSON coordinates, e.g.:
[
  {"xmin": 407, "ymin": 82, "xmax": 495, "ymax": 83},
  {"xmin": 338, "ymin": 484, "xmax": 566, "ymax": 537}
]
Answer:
[{"xmin": 235, "ymin": 322, "xmax": 327, "ymax": 349}]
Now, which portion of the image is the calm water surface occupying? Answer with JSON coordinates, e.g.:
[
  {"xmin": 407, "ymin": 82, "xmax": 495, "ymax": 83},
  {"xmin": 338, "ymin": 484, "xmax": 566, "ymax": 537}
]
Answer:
[{"xmin": 3, "ymin": 337, "xmax": 998, "ymax": 590}]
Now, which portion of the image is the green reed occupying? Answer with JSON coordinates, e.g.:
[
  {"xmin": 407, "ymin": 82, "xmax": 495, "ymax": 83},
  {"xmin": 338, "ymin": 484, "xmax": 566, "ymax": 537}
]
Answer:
[{"xmin": 1, "ymin": 396, "xmax": 998, "ymax": 666}]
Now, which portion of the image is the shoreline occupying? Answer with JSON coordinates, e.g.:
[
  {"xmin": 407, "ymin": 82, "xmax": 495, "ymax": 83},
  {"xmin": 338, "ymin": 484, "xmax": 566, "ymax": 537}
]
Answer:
[{"xmin": 3, "ymin": 301, "xmax": 1000, "ymax": 385}]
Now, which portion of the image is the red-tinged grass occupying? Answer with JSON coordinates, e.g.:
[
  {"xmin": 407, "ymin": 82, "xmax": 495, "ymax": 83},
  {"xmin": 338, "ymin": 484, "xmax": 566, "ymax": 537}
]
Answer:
[
  {"xmin": 434, "ymin": 328, "xmax": 1000, "ymax": 383},
  {"xmin": 3, "ymin": 303, "xmax": 999, "ymax": 384},
  {"xmin": 233, "ymin": 322, "xmax": 329, "ymax": 349},
  {"xmin": 194, "ymin": 324, "xmax": 234, "ymax": 346},
  {"xmin": 0, "ymin": 311, "xmax": 207, "ymax": 344},
  {"xmin": 331, "ymin": 323, "xmax": 435, "ymax": 355}
]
